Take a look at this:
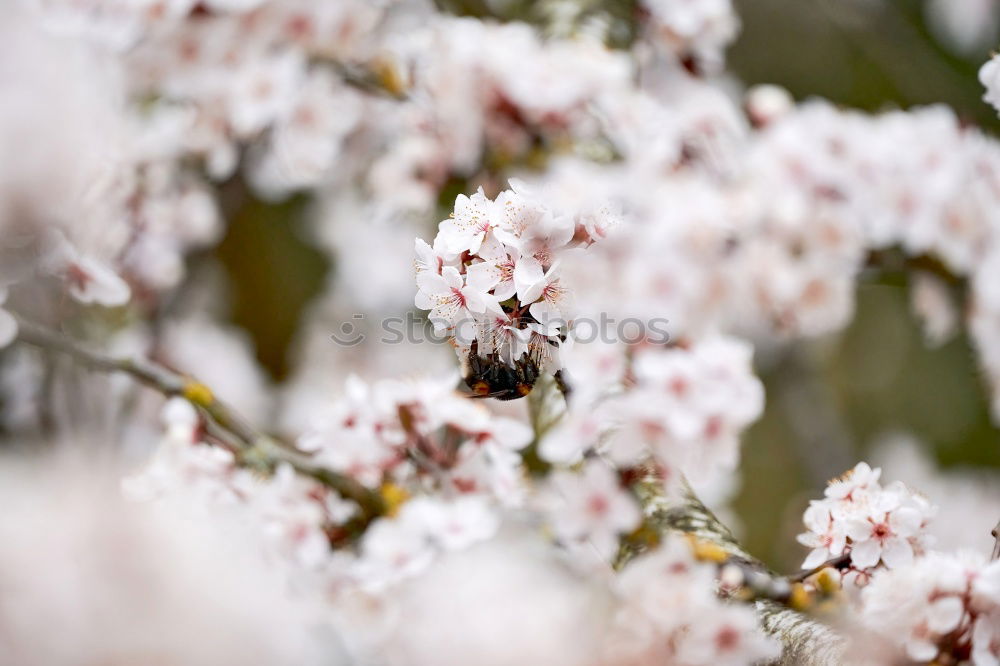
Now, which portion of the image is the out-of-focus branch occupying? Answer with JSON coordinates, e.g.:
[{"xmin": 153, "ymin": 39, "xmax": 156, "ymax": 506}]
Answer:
[
  {"xmin": 15, "ymin": 317, "xmax": 185, "ymax": 394},
  {"xmin": 13, "ymin": 316, "xmax": 385, "ymax": 522},
  {"xmin": 620, "ymin": 472, "xmax": 847, "ymax": 666},
  {"xmin": 755, "ymin": 599, "xmax": 847, "ymax": 666},
  {"xmin": 992, "ymin": 520, "xmax": 1000, "ymax": 561}
]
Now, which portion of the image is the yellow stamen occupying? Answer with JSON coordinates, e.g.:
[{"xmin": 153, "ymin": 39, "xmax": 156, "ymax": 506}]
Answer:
[
  {"xmin": 379, "ymin": 482, "xmax": 409, "ymax": 518},
  {"xmin": 182, "ymin": 380, "xmax": 214, "ymax": 407},
  {"xmin": 788, "ymin": 583, "xmax": 813, "ymax": 611}
]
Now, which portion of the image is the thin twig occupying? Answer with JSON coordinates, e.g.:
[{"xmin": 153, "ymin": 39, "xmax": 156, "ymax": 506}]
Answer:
[
  {"xmin": 13, "ymin": 316, "xmax": 385, "ymax": 522},
  {"xmin": 788, "ymin": 554, "xmax": 852, "ymax": 584},
  {"xmin": 992, "ymin": 520, "xmax": 1000, "ymax": 561},
  {"xmin": 16, "ymin": 318, "xmax": 186, "ymax": 395}
]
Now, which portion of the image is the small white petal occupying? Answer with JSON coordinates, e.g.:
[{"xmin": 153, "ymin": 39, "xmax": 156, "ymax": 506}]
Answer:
[
  {"xmin": 0, "ymin": 307, "xmax": 16, "ymax": 348},
  {"xmin": 845, "ymin": 519, "xmax": 873, "ymax": 542},
  {"xmin": 880, "ymin": 538, "xmax": 913, "ymax": 569},
  {"xmin": 927, "ymin": 596, "xmax": 965, "ymax": 634},
  {"xmin": 850, "ymin": 539, "xmax": 881, "ymax": 569},
  {"xmin": 905, "ymin": 638, "xmax": 939, "ymax": 662},
  {"xmin": 802, "ymin": 548, "xmax": 830, "ymax": 570},
  {"xmin": 889, "ymin": 506, "xmax": 922, "ymax": 537}
]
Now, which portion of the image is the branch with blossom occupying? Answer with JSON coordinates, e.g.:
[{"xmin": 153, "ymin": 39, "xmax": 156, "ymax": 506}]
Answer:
[
  {"xmin": 1, "ymin": 0, "xmax": 1000, "ymax": 664},
  {"xmin": 13, "ymin": 313, "xmax": 855, "ymax": 664},
  {"xmin": 619, "ymin": 469, "xmax": 848, "ymax": 666},
  {"xmin": 12, "ymin": 317, "xmax": 386, "ymax": 522}
]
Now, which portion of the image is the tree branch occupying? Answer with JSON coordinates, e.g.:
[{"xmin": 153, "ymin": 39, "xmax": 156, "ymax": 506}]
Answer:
[
  {"xmin": 13, "ymin": 317, "xmax": 385, "ymax": 522},
  {"xmin": 620, "ymin": 471, "xmax": 848, "ymax": 666},
  {"xmin": 788, "ymin": 554, "xmax": 851, "ymax": 584}
]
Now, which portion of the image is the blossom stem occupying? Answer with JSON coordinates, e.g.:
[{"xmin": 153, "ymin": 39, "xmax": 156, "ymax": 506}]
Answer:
[
  {"xmin": 13, "ymin": 316, "xmax": 385, "ymax": 521},
  {"xmin": 992, "ymin": 520, "xmax": 1000, "ymax": 561}
]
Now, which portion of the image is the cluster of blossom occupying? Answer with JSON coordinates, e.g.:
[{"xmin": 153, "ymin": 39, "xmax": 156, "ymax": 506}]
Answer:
[
  {"xmin": 414, "ymin": 182, "xmax": 617, "ymax": 376},
  {"xmin": 794, "ymin": 456, "xmax": 1000, "ymax": 664},
  {"xmin": 385, "ymin": 19, "xmax": 631, "ymax": 200},
  {"xmin": 638, "ymin": 0, "xmax": 740, "ymax": 71},
  {"xmin": 124, "ymin": 399, "xmax": 338, "ymax": 569},
  {"xmin": 6, "ymin": 0, "xmax": 1000, "ymax": 662},
  {"xmin": 797, "ymin": 462, "xmax": 936, "ymax": 581},
  {"xmin": 0, "ymin": 3, "xmax": 135, "ymax": 335},
  {"xmin": 12, "ymin": 0, "xmax": 1000, "ymax": 370},
  {"xmin": 297, "ymin": 375, "xmax": 532, "ymax": 499},
  {"xmin": 0, "ymin": 1, "xmax": 398, "ymax": 347},
  {"xmin": 121, "ymin": 2, "xmax": 379, "ymax": 193},
  {"xmin": 567, "ymin": 99, "xmax": 994, "ymax": 331},
  {"xmin": 605, "ymin": 537, "xmax": 781, "ymax": 665},
  {"xmin": 127, "ymin": 393, "xmax": 515, "ymax": 593},
  {"xmin": 858, "ymin": 551, "xmax": 1000, "ymax": 664},
  {"xmin": 125, "ymin": 375, "xmax": 792, "ymax": 665},
  {"xmin": 0, "ymin": 2, "xmax": 247, "ymax": 352},
  {"xmin": 540, "ymin": 335, "xmax": 764, "ymax": 494},
  {"xmin": 127, "ymin": 377, "xmax": 538, "ymax": 574},
  {"xmin": 31, "ymin": 0, "xmax": 640, "ymax": 218},
  {"xmin": 1, "ymin": 0, "xmax": 666, "ymax": 369},
  {"xmin": 528, "ymin": 91, "xmax": 1000, "ymax": 424}
]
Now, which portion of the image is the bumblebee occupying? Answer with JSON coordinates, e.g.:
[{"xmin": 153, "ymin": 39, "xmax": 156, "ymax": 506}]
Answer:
[
  {"xmin": 463, "ymin": 339, "xmax": 540, "ymax": 400},
  {"xmin": 462, "ymin": 339, "xmax": 571, "ymax": 401}
]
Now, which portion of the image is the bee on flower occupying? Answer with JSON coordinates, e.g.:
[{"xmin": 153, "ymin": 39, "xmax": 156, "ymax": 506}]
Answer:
[{"xmin": 414, "ymin": 182, "xmax": 612, "ymax": 400}]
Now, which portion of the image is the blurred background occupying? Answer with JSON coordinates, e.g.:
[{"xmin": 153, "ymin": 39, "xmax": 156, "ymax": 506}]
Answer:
[{"xmin": 24, "ymin": 0, "xmax": 997, "ymax": 572}]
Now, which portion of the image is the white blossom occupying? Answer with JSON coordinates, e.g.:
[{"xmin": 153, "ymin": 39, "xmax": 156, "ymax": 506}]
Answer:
[
  {"xmin": 0, "ymin": 288, "xmax": 16, "ymax": 349},
  {"xmin": 540, "ymin": 460, "xmax": 642, "ymax": 561},
  {"xmin": 860, "ymin": 551, "xmax": 999, "ymax": 664},
  {"xmin": 981, "ymin": 54, "xmax": 1000, "ymax": 116},
  {"xmin": 798, "ymin": 462, "xmax": 936, "ymax": 577}
]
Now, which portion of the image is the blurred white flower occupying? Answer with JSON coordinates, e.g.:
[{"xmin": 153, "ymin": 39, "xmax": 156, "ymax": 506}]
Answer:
[
  {"xmin": 608, "ymin": 537, "xmax": 780, "ymax": 666},
  {"xmin": 981, "ymin": 54, "xmax": 1000, "ymax": 116},
  {"xmin": 910, "ymin": 272, "xmax": 958, "ymax": 347},
  {"xmin": 357, "ymin": 496, "xmax": 501, "ymax": 591},
  {"xmin": 860, "ymin": 551, "xmax": 996, "ymax": 664},
  {"xmin": 0, "ymin": 455, "xmax": 333, "ymax": 666},
  {"xmin": 640, "ymin": 0, "xmax": 741, "ymax": 70},
  {"xmin": 927, "ymin": 0, "xmax": 1000, "ymax": 55},
  {"xmin": 0, "ymin": 287, "xmax": 16, "ymax": 348},
  {"xmin": 382, "ymin": 526, "xmax": 613, "ymax": 666},
  {"xmin": 541, "ymin": 460, "xmax": 642, "ymax": 561},
  {"xmin": 43, "ymin": 233, "xmax": 131, "ymax": 306}
]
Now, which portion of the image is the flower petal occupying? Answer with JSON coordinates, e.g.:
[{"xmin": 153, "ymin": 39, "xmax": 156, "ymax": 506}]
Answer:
[
  {"xmin": 514, "ymin": 255, "xmax": 545, "ymax": 303},
  {"xmin": 880, "ymin": 538, "xmax": 913, "ymax": 569},
  {"xmin": 927, "ymin": 596, "xmax": 964, "ymax": 634},
  {"xmin": 889, "ymin": 506, "xmax": 922, "ymax": 537},
  {"xmin": 0, "ymin": 307, "xmax": 16, "ymax": 349},
  {"xmin": 845, "ymin": 518, "xmax": 873, "ymax": 542},
  {"xmin": 850, "ymin": 538, "xmax": 881, "ymax": 569},
  {"xmin": 466, "ymin": 261, "xmax": 501, "ymax": 292}
]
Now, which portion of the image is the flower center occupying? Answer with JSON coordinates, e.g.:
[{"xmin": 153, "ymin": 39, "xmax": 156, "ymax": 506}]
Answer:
[{"xmin": 587, "ymin": 494, "xmax": 609, "ymax": 517}]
